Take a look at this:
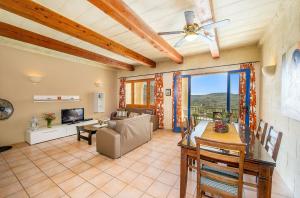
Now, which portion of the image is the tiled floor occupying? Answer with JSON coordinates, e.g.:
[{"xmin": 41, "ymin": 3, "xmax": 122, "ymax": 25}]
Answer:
[{"xmin": 0, "ymin": 129, "xmax": 292, "ymax": 198}]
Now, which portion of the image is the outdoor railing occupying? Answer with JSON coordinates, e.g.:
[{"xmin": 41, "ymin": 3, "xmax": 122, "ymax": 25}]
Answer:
[{"xmin": 190, "ymin": 106, "xmax": 239, "ymax": 123}]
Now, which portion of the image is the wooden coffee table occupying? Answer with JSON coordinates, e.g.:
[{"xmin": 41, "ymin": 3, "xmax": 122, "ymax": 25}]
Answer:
[{"xmin": 77, "ymin": 124, "xmax": 107, "ymax": 145}]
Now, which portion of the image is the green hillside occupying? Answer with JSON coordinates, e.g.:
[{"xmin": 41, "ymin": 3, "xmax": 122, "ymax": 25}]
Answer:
[{"xmin": 191, "ymin": 93, "xmax": 239, "ymax": 109}]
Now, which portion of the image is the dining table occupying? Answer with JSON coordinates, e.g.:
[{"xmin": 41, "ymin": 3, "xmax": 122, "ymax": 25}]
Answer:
[{"xmin": 177, "ymin": 121, "xmax": 276, "ymax": 198}]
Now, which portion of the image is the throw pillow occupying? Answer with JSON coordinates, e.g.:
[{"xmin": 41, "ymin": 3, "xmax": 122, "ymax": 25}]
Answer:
[
  {"xmin": 116, "ymin": 111, "xmax": 123, "ymax": 117},
  {"xmin": 129, "ymin": 112, "xmax": 140, "ymax": 118}
]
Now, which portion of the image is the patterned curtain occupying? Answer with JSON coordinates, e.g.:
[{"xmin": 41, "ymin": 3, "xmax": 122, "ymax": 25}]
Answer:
[
  {"xmin": 239, "ymin": 63, "xmax": 257, "ymax": 132},
  {"xmin": 119, "ymin": 77, "xmax": 126, "ymax": 108},
  {"xmin": 172, "ymin": 71, "xmax": 182, "ymax": 129},
  {"xmin": 154, "ymin": 73, "xmax": 164, "ymax": 128}
]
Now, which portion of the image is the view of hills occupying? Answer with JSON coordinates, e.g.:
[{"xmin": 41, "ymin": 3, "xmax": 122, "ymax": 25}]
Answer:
[{"xmin": 191, "ymin": 93, "xmax": 239, "ymax": 109}]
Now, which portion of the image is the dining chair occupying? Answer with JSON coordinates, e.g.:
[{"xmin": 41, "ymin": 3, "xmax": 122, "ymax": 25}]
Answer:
[
  {"xmin": 256, "ymin": 119, "xmax": 268, "ymax": 145},
  {"xmin": 265, "ymin": 126, "xmax": 283, "ymax": 161},
  {"xmin": 195, "ymin": 137, "xmax": 246, "ymax": 198},
  {"xmin": 180, "ymin": 118, "xmax": 196, "ymax": 171}
]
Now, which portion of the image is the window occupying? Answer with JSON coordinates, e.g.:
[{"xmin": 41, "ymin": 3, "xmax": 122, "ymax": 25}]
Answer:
[{"xmin": 126, "ymin": 79, "xmax": 155, "ymax": 107}]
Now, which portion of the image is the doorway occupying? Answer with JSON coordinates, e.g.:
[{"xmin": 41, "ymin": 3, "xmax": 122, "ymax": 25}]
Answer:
[{"xmin": 173, "ymin": 69, "xmax": 250, "ymax": 132}]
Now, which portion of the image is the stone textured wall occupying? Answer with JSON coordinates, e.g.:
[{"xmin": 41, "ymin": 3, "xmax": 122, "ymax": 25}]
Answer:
[{"xmin": 260, "ymin": 0, "xmax": 300, "ymax": 196}]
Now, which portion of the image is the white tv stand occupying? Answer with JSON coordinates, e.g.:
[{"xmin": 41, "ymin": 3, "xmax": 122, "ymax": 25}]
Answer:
[{"xmin": 25, "ymin": 120, "xmax": 98, "ymax": 145}]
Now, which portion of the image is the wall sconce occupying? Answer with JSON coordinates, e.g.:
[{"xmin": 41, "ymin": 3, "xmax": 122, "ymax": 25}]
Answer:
[
  {"xmin": 28, "ymin": 74, "xmax": 43, "ymax": 84},
  {"xmin": 94, "ymin": 81, "xmax": 103, "ymax": 88},
  {"xmin": 262, "ymin": 65, "xmax": 276, "ymax": 77}
]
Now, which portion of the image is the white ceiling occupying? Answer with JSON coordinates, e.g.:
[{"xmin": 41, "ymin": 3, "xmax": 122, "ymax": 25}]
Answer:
[{"xmin": 0, "ymin": 0, "xmax": 282, "ymax": 67}]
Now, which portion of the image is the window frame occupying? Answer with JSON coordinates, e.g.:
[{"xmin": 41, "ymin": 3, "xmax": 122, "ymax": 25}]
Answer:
[{"xmin": 126, "ymin": 78, "xmax": 155, "ymax": 108}]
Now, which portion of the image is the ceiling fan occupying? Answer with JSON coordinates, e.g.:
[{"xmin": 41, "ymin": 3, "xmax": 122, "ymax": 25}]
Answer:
[{"xmin": 158, "ymin": 11, "xmax": 230, "ymax": 47}]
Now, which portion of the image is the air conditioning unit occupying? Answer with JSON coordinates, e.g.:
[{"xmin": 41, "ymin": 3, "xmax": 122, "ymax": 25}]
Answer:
[{"xmin": 94, "ymin": 93, "xmax": 105, "ymax": 113}]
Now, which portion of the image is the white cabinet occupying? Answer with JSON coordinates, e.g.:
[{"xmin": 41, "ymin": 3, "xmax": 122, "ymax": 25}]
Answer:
[
  {"xmin": 26, "ymin": 120, "xmax": 98, "ymax": 145},
  {"xmin": 93, "ymin": 93, "xmax": 105, "ymax": 113}
]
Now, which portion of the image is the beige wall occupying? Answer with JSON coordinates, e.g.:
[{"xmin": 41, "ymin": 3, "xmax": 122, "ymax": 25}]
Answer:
[
  {"xmin": 259, "ymin": 0, "xmax": 300, "ymax": 196},
  {"xmin": 118, "ymin": 44, "xmax": 261, "ymax": 129},
  {"xmin": 0, "ymin": 45, "xmax": 118, "ymax": 146}
]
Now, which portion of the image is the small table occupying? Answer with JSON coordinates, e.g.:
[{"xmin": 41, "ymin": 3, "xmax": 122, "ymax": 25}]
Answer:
[{"xmin": 77, "ymin": 123, "xmax": 107, "ymax": 145}]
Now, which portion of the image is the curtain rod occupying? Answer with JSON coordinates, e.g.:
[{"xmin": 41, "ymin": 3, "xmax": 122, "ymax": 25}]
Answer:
[{"xmin": 119, "ymin": 61, "xmax": 260, "ymax": 79}]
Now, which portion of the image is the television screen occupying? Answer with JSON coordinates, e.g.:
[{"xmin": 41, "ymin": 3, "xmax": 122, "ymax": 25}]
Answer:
[{"xmin": 61, "ymin": 108, "xmax": 84, "ymax": 124}]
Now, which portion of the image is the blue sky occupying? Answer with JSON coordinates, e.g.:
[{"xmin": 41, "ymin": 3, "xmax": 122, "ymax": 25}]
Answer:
[{"xmin": 191, "ymin": 73, "xmax": 239, "ymax": 95}]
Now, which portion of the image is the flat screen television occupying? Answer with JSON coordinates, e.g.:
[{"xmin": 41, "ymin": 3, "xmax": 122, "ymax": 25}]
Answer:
[{"xmin": 61, "ymin": 108, "xmax": 84, "ymax": 124}]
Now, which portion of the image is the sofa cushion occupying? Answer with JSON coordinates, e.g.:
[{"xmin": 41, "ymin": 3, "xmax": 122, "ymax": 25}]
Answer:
[{"xmin": 128, "ymin": 112, "xmax": 140, "ymax": 118}]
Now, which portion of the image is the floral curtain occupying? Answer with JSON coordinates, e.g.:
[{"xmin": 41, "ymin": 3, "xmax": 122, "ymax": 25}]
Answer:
[
  {"xmin": 172, "ymin": 71, "xmax": 182, "ymax": 129},
  {"xmin": 154, "ymin": 73, "xmax": 164, "ymax": 128},
  {"xmin": 119, "ymin": 77, "xmax": 126, "ymax": 109},
  {"xmin": 239, "ymin": 63, "xmax": 257, "ymax": 132}
]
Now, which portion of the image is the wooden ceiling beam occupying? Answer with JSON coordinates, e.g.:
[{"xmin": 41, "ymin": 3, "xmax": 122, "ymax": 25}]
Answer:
[
  {"xmin": 0, "ymin": 0, "xmax": 155, "ymax": 67},
  {"xmin": 88, "ymin": 0, "xmax": 183, "ymax": 64},
  {"xmin": 194, "ymin": 0, "xmax": 220, "ymax": 58},
  {"xmin": 0, "ymin": 22, "xmax": 134, "ymax": 71}
]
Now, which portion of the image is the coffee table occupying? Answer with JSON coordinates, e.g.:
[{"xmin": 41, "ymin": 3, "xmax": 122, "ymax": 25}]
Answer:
[{"xmin": 77, "ymin": 123, "xmax": 107, "ymax": 145}]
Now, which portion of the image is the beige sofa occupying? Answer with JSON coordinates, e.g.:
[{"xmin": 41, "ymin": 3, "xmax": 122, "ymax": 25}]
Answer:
[
  {"xmin": 96, "ymin": 114, "xmax": 152, "ymax": 159},
  {"xmin": 110, "ymin": 107, "xmax": 159, "ymax": 131}
]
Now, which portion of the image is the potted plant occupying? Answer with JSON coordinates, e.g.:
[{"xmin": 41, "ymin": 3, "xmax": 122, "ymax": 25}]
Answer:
[
  {"xmin": 214, "ymin": 112, "xmax": 231, "ymax": 133},
  {"xmin": 43, "ymin": 112, "xmax": 56, "ymax": 128}
]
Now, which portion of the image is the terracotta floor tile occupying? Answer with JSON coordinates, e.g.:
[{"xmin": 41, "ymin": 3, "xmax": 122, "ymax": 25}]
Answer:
[
  {"xmin": 68, "ymin": 182, "xmax": 97, "ymax": 198},
  {"xmin": 86, "ymin": 156, "xmax": 105, "ymax": 166},
  {"xmin": 20, "ymin": 172, "xmax": 48, "ymax": 188},
  {"xmin": 115, "ymin": 185, "xmax": 143, "ymax": 198},
  {"xmin": 25, "ymin": 178, "xmax": 55, "ymax": 197},
  {"xmin": 33, "ymin": 186, "xmax": 65, "ymax": 198},
  {"xmin": 142, "ymin": 166, "xmax": 163, "ymax": 179},
  {"xmin": 157, "ymin": 171, "xmax": 179, "ymax": 186},
  {"xmin": 15, "ymin": 167, "xmax": 42, "ymax": 180},
  {"xmin": 138, "ymin": 156, "xmax": 156, "ymax": 165},
  {"xmin": 117, "ymin": 169, "xmax": 139, "ymax": 183},
  {"xmin": 70, "ymin": 162, "xmax": 91, "ymax": 174},
  {"xmin": 129, "ymin": 161, "xmax": 148, "ymax": 173},
  {"xmin": 89, "ymin": 172, "xmax": 113, "ymax": 188},
  {"xmin": 43, "ymin": 164, "xmax": 67, "ymax": 177},
  {"xmin": 104, "ymin": 164, "xmax": 126, "ymax": 177},
  {"xmin": 141, "ymin": 193, "xmax": 154, "ymax": 198},
  {"xmin": 100, "ymin": 178, "xmax": 126, "ymax": 197},
  {"xmin": 0, "ymin": 129, "xmax": 293, "ymax": 198},
  {"xmin": 130, "ymin": 174, "xmax": 154, "ymax": 191},
  {"xmin": 94, "ymin": 160, "xmax": 115, "ymax": 171},
  {"xmin": 113, "ymin": 157, "xmax": 135, "ymax": 168},
  {"xmin": 6, "ymin": 189, "xmax": 29, "ymax": 198},
  {"xmin": 0, "ymin": 175, "xmax": 18, "ymax": 188},
  {"xmin": 58, "ymin": 176, "xmax": 85, "ymax": 193},
  {"xmin": 79, "ymin": 167, "xmax": 102, "ymax": 180},
  {"xmin": 88, "ymin": 189, "xmax": 110, "ymax": 198},
  {"xmin": 51, "ymin": 169, "xmax": 76, "ymax": 184},
  {"xmin": 0, "ymin": 182, "xmax": 23, "ymax": 198},
  {"xmin": 146, "ymin": 181, "xmax": 172, "ymax": 198}
]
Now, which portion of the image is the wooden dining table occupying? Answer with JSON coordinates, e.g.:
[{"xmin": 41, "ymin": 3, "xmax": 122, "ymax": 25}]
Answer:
[{"xmin": 178, "ymin": 121, "xmax": 276, "ymax": 198}]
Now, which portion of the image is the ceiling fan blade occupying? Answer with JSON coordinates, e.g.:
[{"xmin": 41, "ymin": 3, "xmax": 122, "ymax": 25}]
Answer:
[
  {"xmin": 184, "ymin": 11, "xmax": 195, "ymax": 25},
  {"xmin": 174, "ymin": 36, "xmax": 186, "ymax": 48},
  {"xmin": 158, "ymin": 31, "xmax": 184, "ymax": 35},
  {"xmin": 200, "ymin": 19, "xmax": 230, "ymax": 30},
  {"xmin": 196, "ymin": 33, "xmax": 212, "ymax": 43}
]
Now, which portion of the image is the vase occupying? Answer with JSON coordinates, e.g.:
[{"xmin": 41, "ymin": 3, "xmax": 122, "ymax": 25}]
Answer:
[{"xmin": 47, "ymin": 119, "xmax": 52, "ymax": 128}]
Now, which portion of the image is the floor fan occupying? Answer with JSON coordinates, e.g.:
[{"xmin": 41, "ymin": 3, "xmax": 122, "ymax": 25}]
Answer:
[{"xmin": 0, "ymin": 98, "xmax": 14, "ymax": 152}]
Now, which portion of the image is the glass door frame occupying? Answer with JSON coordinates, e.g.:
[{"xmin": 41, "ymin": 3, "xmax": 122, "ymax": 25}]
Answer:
[
  {"xmin": 227, "ymin": 68, "xmax": 251, "ymax": 126},
  {"xmin": 173, "ymin": 74, "xmax": 191, "ymax": 132}
]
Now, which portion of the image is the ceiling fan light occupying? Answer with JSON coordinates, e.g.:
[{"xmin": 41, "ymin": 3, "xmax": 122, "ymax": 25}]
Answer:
[{"xmin": 185, "ymin": 34, "xmax": 197, "ymax": 41}]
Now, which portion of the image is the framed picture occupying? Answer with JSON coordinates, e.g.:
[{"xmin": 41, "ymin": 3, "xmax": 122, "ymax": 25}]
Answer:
[
  {"xmin": 165, "ymin": 89, "xmax": 171, "ymax": 96},
  {"xmin": 281, "ymin": 42, "xmax": 300, "ymax": 121}
]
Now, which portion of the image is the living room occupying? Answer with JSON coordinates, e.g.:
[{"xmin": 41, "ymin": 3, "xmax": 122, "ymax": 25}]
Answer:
[{"xmin": 0, "ymin": 0, "xmax": 299, "ymax": 197}]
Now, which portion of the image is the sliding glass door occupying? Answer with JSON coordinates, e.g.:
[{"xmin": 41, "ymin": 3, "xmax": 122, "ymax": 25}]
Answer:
[{"xmin": 173, "ymin": 69, "xmax": 250, "ymax": 132}]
